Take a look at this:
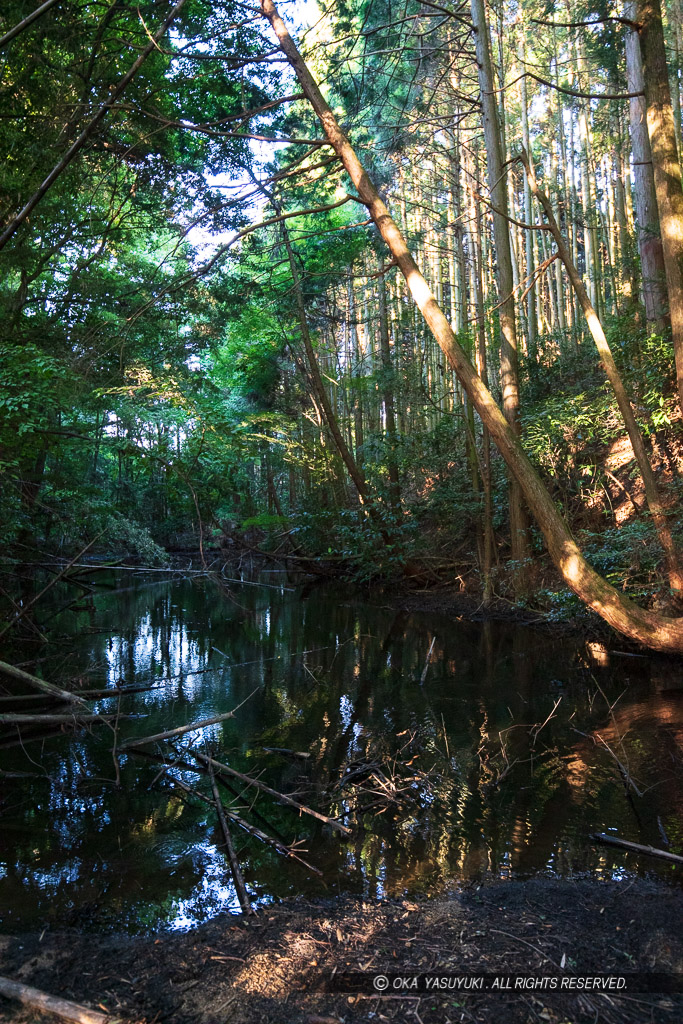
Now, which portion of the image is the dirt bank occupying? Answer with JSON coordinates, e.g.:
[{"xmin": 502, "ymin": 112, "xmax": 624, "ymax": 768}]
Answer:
[{"xmin": 1, "ymin": 877, "xmax": 682, "ymax": 1024}]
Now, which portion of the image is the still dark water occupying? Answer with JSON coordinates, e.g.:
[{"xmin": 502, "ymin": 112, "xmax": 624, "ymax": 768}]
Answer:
[{"xmin": 1, "ymin": 571, "xmax": 682, "ymax": 933}]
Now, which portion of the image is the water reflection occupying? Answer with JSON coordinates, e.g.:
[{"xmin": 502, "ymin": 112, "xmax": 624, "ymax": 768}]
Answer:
[{"xmin": 0, "ymin": 573, "xmax": 681, "ymax": 933}]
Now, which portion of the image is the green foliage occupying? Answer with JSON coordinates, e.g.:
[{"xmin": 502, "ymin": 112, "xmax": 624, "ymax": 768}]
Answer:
[
  {"xmin": 92, "ymin": 513, "xmax": 171, "ymax": 566},
  {"xmin": 241, "ymin": 513, "xmax": 288, "ymax": 530},
  {"xmin": 521, "ymin": 369, "xmax": 617, "ymax": 487},
  {"xmin": 581, "ymin": 519, "xmax": 662, "ymax": 596},
  {"xmin": 631, "ymin": 332, "xmax": 678, "ymax": 429},
  {"xmin": 2, "ymin": 0, "xmax": 682, "ymax": 618}
]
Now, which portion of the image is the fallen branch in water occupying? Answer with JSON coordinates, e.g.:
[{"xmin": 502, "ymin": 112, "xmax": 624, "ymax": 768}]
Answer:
[
  {"xmin": 0, "ymin": 727, "xmax": 70, "ymax": 750},
  {"xmin": 0, "ymin": 975, "xmax": 116, "ymax": 1024},
  {"xmin": 0, "ymin": 537, "xmax": 100, "ymax": 642},
  {"xmin": 0, "ymin": 660, "xmax": 87, "ymax": 706},
  {"xmin": 262, "ymin": 746, "xmax": 311, "ymax": 759},
  {"xmin": 589, "ymin": 832, "xmax": 683, "ymax": 864},
  {"xmin": 192, "ymin": 749, "xmax": 352, "ymax": 835},
  {"xmin": 161, "ymin": 769, "xmax": 323, "ymax": 875},
  {"xmin": 419, "ymin": 636, "xmax": 436, "ymax": 685},
  {"xmin": 0, "ymin": 713, "xmax": 133, "ymax": 725},
  {"xmin": 118, "ymin": 690, "xmax": 258, "ymax": 749},
  {"xmin": 573, "ymin": 727, "xmax": 643, "ymax": 799},
  {"xmin": 208, "ymin": 762, "xmax": 254, "ymax": 914},
  {"xmin": 129, "ymin": 746, "xmax": 290, "ymax": 842}
]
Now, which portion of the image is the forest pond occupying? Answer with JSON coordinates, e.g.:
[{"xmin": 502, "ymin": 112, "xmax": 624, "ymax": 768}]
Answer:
[{"xmin": 1, "ymin": 570, "xmax": 682, "ymax": 934}]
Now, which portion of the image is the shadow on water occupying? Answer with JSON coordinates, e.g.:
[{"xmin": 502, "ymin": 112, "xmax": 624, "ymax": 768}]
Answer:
[{"xmin": 0, "ymin": 571, "xmax": 681, "ymax": 933}]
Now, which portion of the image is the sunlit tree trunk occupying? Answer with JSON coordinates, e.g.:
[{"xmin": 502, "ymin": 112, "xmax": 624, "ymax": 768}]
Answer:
[
  {"xmin": 637, "ymin": 0, "xmax": 683, "ymax": 417},
  {"xmin": 626, "ymin": 1, "xmax": 669, "ymax": 331},
  {"xmin": 261, "ymin": 0, "xmax": 683, "ymax": 651},
  {"xmin": 520, "ymin": 147, "xmax": 683, "ymax": 598},
  {"xmin": 519, "ymin": 61, "xmax": 538, "ymax": 359}
]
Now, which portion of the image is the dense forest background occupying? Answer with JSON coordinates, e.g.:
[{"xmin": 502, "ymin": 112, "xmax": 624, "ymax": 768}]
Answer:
[{"xmin": 2, "ymin": 0, "xmax": 683, "ymax": 648}]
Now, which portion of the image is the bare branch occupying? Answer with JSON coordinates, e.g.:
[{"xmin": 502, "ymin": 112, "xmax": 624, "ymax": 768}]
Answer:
[
  {"xmin": 531, "ymin": 16, "xmax": 641, "ymax": 31},
  {"xmin": 485, "ymin": 70, "xmax": 643, "ymax": 101}
]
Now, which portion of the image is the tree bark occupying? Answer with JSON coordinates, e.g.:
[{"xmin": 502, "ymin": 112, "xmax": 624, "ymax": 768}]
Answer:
[
  {"xmin": 0, "ymin": 976, "xmax": 109, "ymax": 1024},
  {"xmin": 378, "ymin": 267, "xmax": 401, "ymax": 506},
  {"xmin": 469, "ymin": 169, "xmax": 495, "ymax": 599},
  {"xmin": 280, "ymin": 221, "xmax": 369, "ymax": 504},
  {"xmin": 519, "ymin": 147, "xmax": 683, "ymax": 597},
  {"xmin": 637, "ymin": 0, "xmax": 683, "ymax": 417},
  {"xmin": 469, "ymin": 0, "xmax": 530, "ymax": 576},
  {"xmin": 0, "ymin": 0, "xmax": 61, "ymax": 50},
  {"xmin": 259, "ymin": 0, "xmax": 683, "ymax": 652},
  {"xmin": 519, "ymin": 45, "xmax": 539, "ymax": 358},
  {"xmin": 625, "ymin": 1, "xmax": 669, "ymax": 330}
]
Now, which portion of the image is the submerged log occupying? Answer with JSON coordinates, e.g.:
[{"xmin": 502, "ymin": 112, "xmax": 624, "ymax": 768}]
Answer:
[
  {"xmin": 193, "ymin": 750, "xmax": 352, "ymax": 835},
  {"xmin": 0, "ymin": 713, "xmax": 129, "ymax": 725},
  {"xmin": 208, "ymin": 763, "xmax": 254, "ymax": 915},
  {"xmin": 0, "ymin": 660, "xmax": 87, "ymax": 706},
  {"xmin": 119, "ymin": 711, "xmax": 237, "ymax": 748},
  {"xmin": 590, "ymin": 832, "xmax": 683, "ymax": 864},
  {"xmin": 0, "ymin": 975, "xmax": 113, "ymax": 1024},
  {"xmin": 161, "ymin": 767, "xmax": 323, "ymax": 875}
]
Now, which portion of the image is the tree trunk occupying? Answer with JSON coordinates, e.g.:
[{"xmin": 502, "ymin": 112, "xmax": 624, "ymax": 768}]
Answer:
[
  {"xmin": 470, "ymin": 174, "xmax": 495, "ymax": 599},
  {"xmin": 469, "ymin": 0, "xmax": 530, "ymax": 577},
  {"xmin": 260, "ymin": 0, "xmax": 683, "ymax": 652},
  {"xmin": 625, "ymin": 1, "xmax": 669, "ymax": 330},
  {"xmin": 637, "ymin": 0, "xmax": 683, "ymax": 416},
  {"xmin": 520, "ymin": 64, "xmax": 539, "ymax": 359},
  {"xmin": 378, "ymin": 268, "xmax": 400, "ymax": 506},
  {"xmin": 519, "ymin": 147, "xmax": 683, "ymax": 598},
  {"xmin": 280, "ymin": 222, "xmax": 368, "ymax": 504}
]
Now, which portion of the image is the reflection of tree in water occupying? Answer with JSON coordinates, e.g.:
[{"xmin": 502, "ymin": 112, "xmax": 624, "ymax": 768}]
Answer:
[{"xmin": 1, "ymin": 575, "xmax": 682, "ymax": 931}]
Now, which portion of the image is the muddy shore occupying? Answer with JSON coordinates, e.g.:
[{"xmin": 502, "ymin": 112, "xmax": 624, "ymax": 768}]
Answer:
[{"xmin": 1, "ymin": 876, "xmax": 682, "ymax": 1024}]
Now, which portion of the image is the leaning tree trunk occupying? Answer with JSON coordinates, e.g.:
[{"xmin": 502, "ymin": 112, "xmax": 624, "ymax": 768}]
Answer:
[
  {"xmin": 259, "ymin": 0, "xmax": 683, "ymax": 652},
  {"xmin": 519, "ymin": 147, "xmax": 683, "ymax": 598},
  {"xmin": 637, "ymin": 0, "xmax": 683, "ymax": 418},
  {"xmin": 469, "ymin": 0, "xmax": 530, "ymax": 577}
]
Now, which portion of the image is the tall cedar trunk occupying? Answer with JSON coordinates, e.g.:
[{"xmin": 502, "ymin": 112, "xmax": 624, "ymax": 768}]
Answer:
[
  {"xmin": 470, "ymin": 171, "xmax": 495, "ymax": 598},
  {"xmin": 378, "ymin": 268, "xmax": 400, "ymax": 506},
  {"xmin": 280, "ymin": 222, "xmax": 368, "ymax": 503},
  {"xmin": 469, "ymin": 0, "xmax": 530, "ymax": 578},
  {"xmin": 671, "ymin": 0, "xmax": 683, "ymax": 148},
  {"xmin": 625, "ymin": 1, "xmax": 669, "ymax": 330},
  {"xmin": 637, "ymin": 0, "xmax": 683, "ymax": 417},
  {"xmin": 520, "ymin": 147, "xmax": 683, "ymax": 597},
  {"xmin": 279, "ymin": 219, "xmax": 391, "ymax": 543},
  {"xmin": 260, "ymin": 0, "xmax": 683, "ymax": 652},
  {"xmin": 348, "ymin": 276, "xmax": 365, "ymax": 471},
  {"xmin": 613, "ymin": 126, "xmax": 638, "ymax": 308},
  {"xmin": 519, "ymin": 63, "xmax": 538, "ymax": 359}
]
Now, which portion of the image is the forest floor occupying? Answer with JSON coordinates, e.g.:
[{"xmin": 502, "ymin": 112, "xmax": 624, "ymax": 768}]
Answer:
[{"xmin": 1, "ymin": 876, "xmax": 682, "ymax": 1024}]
